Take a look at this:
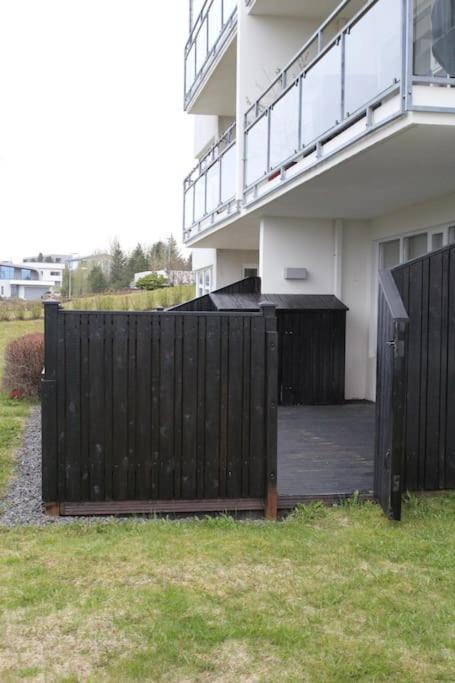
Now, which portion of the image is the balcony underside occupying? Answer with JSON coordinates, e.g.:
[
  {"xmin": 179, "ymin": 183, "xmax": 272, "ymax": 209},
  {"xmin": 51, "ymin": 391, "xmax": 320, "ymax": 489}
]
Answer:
[
  {"xmin": 248, "ymin": 0, "xmax": 345, "ymax": 19},
  {"xmin": 187, "ymin": 111, "xmax": 455, "ymax": 249},
  {"xmin": 186, "ymin": 34, "xmax": 237, "ymax": 116}
]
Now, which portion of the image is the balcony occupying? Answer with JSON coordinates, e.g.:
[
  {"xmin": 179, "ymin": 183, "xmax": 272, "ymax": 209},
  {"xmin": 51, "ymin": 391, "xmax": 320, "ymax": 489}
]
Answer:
[
  {"xmin": 183, "ymin": 123, "xmax": 238, "ymax": 241},
  {"xmin": 184, "ymin": 0, "xmax": 238, "ymax": 112},
  {"xmin": 243, "ymin": 0, "xmax": 455, "ymax": 205}
]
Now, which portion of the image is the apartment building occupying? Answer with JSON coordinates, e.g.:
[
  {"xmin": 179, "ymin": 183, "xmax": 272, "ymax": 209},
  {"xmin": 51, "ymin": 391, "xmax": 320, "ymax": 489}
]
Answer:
[
  {"xmin": 183, "ymin": 0, "xmax": 455, "ymax": 402},
  {"xmin": 0, "ymin": 262, "xmax": 56, "ymax": 300}
]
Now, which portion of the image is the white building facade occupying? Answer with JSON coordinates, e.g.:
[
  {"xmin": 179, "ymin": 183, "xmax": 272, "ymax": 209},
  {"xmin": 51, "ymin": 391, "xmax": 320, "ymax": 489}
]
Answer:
[
  {"xmin": 183, "ymin": 0, "xmax": 455, "ymax": 401},
  {"xmin": 0, "ymin": 262, "xmax": 60, "ymax": 300}
]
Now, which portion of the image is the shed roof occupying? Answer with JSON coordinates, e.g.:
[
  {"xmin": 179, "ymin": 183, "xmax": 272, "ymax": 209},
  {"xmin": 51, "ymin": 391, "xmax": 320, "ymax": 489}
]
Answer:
[{"xmin": 209, "ymin": 293, "xmax": 348, "ymax": 311}]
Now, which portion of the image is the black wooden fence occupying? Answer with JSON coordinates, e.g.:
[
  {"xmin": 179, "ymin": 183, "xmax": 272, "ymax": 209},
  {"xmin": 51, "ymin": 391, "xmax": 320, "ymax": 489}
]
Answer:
[
  {"xmin": 42, "ymin": 302, "xmax": 278, "ymax": 517},
  {"xmin": 375, "ymin": 270, "xmax": 409, "ymax": 521},
  {"xmin": 393, "ymin": 244, "xmax": 455, "ymax": 492}
]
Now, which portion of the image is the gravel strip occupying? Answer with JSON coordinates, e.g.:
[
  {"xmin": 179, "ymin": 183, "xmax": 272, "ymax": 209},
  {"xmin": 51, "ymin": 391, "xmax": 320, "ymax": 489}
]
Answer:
[{"xmin": 0, "ymin": 407, "xmax": 123, "ymax": 527}]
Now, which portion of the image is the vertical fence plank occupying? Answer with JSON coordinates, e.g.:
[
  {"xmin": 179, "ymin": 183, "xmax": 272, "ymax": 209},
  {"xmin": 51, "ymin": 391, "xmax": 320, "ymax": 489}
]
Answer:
[
  {"xmin": 151, "ymin": 314, "xmax": 161, "ymax": 499},
  {"xmin": 80, "ymin": 314, "xmax": 90, "ymax": 500},
  {"xmin": 227, "ymin": 315, "xmax": 243, "ymax": 497},
  {"xmin": 446, "ymin": 248, "xmax": 455, "ymax": 488},
  {"xmin": 262, "ymin": 304, "xmax": 278, "ymax": 520},
  {"xmin": 136, "ymin": 315, "xmax": 152, "ymax": 499},
  {"xmin": 89, "ymin": 313, "xmax": 105, "ymax": 501},
  {"xmin": 41, "ymin": 302, "xmax": 59, "ymax": 505},
  {"xmin": 127, "ymin": 315, "xmax": 137, "ymax": 498},
  {"xmin": 196, "ymin": 316, "xmax": 206, "ymax": 498},
  {"xmin": 241, "ymin": 316, "xmax": 251, "ymax": 496},
  {"xmin": 204, "ymin": 315, "xmax": 221, "ymax": 497},
  {"xmin": 173, "ymin": 316, "xmax": 184, "ymax": 498},
  {"xmin": 104, "ymin": 314, "xmax": 114, "ymax": 500},
  {"xmin": 219, "ymin": 316, "xmax": 229, "ymax": 498},
  {"xmin": 250, "ymin": 315, "xmax": 265, "ymax": 498},
  {"xmin": 159, "ymin": 315, "xmax": 175, "ymax": 499},
  {"xmin": 64, "ymin": 313, "xmax": 82, "ymax": 501},
  {"xmin": 182, "ymin": 315, "xmax": 198, "ymax": 498},
  {"xmin": 112, "ymin": 314, "xmax": 128, "ymax": 499}
]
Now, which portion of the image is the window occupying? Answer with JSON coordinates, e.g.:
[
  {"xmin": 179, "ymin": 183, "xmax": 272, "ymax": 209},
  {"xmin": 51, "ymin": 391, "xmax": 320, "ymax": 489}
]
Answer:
[
  {"xmin": 449, "ymin": 226, "xmax": 455, "ymax": 244},
  {"xmin": 0, "ymin": 265, "xmax": 14, "ymax": 279},
  {"xmin": 432, "ymin": 232, "xmax": 444, "ymax": 251},
  {"xmin": 403, "ymin": 233, "xmax": 428, "ymax": 261},
  {"xmin": 196, "ymin": 267, "xmax": 212, "ymax": 297},
  {"xmin": 243, "ymin": 266, "xmax": 258, "ymax": 278},
  {"xmin": 50, "ymin": 271, "xmax": 60, "ymax": 277},
  {"xmin": 379, "ymin": 239, "xmax": 400, "ymax": 269}
]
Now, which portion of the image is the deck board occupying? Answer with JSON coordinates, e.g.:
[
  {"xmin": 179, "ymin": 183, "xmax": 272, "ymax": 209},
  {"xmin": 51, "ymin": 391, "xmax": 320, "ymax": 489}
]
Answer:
[{"xmin": 278, "ymin": 403, "xmax": 375, "ymax": 496}]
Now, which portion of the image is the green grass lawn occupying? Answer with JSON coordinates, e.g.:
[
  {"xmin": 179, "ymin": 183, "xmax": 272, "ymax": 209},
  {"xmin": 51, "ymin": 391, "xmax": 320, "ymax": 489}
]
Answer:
[
  {"xmin": 0, "ymin": 320, "xmax": 43, "ymax": 495},
  {"xmin": 0, "ymin": 497, "xmax": 454, "ymax": 681},
  {"xmin": 0, "ymin": 321, "xmax": 454, "ymax": 681}
]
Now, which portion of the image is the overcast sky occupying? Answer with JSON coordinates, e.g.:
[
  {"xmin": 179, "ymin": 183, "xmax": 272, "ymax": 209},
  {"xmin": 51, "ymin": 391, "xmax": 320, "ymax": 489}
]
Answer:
[{"xmin": 0, "ymin": 1, "xmax": 195, "ymax": 261}]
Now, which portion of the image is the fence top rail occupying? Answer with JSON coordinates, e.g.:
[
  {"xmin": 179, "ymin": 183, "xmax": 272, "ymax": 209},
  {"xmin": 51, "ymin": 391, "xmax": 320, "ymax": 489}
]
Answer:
[
  {"xmin": 378, "ymin": 269, "xmax": 409, "ymax": 322},
  {"xmin": 51, "ymin": 307, "xmax": 272, "ymax": 319}
]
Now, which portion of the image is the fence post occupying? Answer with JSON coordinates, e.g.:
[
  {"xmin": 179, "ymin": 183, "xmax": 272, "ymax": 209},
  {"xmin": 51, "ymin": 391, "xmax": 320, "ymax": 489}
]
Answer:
[
  {"xmin": 42, "ymin": 301, "xmax": 60, "ymax": 512},
  {"xmin": 261, "ymin": 302, "xmax": 278, "ymax": 520}
]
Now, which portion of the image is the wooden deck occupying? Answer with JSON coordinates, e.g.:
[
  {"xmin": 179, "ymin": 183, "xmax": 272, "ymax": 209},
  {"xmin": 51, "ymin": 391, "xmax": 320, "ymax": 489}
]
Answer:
[{"xmin": 278, "ymin": 403, "xmax": 375, "ymax": 499}]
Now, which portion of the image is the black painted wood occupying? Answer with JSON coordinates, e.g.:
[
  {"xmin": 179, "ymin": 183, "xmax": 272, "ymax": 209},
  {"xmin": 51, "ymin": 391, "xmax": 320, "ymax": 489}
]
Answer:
[
  {"xmin": 41, "ymin": 306, "xmax": 277, "ymax": 513},
  {"xmin": 375, "ymin": 270, "xmax": 408, "ymax": 520},
  {"xmin": 393, "ymin": 243, "xmax": 455, "ymax": 492}
]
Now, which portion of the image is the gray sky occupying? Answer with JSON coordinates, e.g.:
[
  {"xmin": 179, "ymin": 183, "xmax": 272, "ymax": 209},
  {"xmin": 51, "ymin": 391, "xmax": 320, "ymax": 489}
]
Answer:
[{"xmin": 0, "ymin": 1, "xmax": 195, "ymax": 261}]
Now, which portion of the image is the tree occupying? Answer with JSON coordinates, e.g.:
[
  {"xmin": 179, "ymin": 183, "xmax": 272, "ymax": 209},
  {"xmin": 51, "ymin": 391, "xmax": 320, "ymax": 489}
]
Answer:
[
  {"xmin": 109, "ymin": 239, "xmax": 129, "ymax": 290},
  {"xmin": 61, "ymin": 267, "xmax": 70, "ymax": 297},
  {"xmin": 127, "ymin": 243, "xmax": 149, "ymax": 280},
  {"xmin": 87, "ymin": 265, "xmax": 108, "ymax": 293},
  {"xmin": 148, "ymin": 241, "xmax": 167, "ymax": 270}
]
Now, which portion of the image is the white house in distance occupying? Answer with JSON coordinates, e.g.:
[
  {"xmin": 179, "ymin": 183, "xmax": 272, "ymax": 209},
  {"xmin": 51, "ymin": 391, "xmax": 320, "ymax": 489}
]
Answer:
[
  {"xmin": 183, "ymin": 0, "xmax": 455, "ymax": 402},
  {"xmin": 0, "ymin": 262, "xmax": 58, "ymax": 300},
  {"xmin": 21, "ymin": 261, "xmax": 65, "ymax": 290}
]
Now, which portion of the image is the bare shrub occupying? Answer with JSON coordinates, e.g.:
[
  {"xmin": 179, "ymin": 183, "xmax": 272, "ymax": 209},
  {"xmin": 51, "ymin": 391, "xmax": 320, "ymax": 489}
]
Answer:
[{"xmin": 2, "ymin": 333, "xmax": 44, "ymax": 400}]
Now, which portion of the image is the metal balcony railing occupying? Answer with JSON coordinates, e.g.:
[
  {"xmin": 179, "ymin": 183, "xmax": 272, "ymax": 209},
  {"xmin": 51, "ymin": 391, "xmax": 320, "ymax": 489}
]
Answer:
[
  {"xmin": 243, "ymin": 0, "xmax": 455, "ymax": 202},
  {"xmin": 184, "ymin": 0, "xmax": 238, "ymax": 108},
  {"xmin": 183, "ymin": 123, "xmax": 238, "ymax": 241}
]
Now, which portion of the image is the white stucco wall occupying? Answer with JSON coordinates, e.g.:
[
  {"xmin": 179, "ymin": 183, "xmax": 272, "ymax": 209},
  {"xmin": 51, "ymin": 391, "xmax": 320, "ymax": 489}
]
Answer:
[
  {"xmin": 194, "ymin": 116, "xmax": 219, "ymax": 159},
  {"xmin": 216, "ymin": 249, "xmax": 259, "ymax": 288},
  {"xmin": 259, "ymin": 216, "xmax": 335, "ymax": 294}
]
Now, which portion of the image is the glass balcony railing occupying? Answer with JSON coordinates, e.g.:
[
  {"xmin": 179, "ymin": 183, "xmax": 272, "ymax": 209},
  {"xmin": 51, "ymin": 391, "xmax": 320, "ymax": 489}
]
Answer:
[
  {"xmin": 185, "ymin": 0, "xmax": 238, "ymax": 108},
  {"xmin": 244, "ymin": 0, "xmax": 403, "ymax": 192},
  {"xmin": 183, "ymin": 123, "xmax": 238, "ymax": 240}
]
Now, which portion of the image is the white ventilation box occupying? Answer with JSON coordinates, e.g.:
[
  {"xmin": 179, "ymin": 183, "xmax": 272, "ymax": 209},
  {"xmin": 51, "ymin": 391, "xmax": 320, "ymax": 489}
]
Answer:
[{"xmin": 284, "ymin": 267, "xmax": 308, "ymax": 280}]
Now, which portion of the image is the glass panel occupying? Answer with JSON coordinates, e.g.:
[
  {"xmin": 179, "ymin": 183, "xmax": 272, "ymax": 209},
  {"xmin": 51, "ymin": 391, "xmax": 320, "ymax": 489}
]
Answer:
[
  {"xmin": 184, "ymin": 186, "xmax": 194, "ymax": 228},
  {"xmin": 185, "ymin": 43, "xmax": 196, "ymax": 93},
  {"xmin": 379, "ymin": 239, "xmax": 400, "ymax": 269},
  {"xmin": 345, "ymin": 0, "xmax": 401, "ymax": 116},
  {"xmin": 449, "ymin": 225, "xmax": 455, "ymax": 243},
  {"xmin": 432, "ymin": 232, "xmax": 444, "ymax": 250},
  {"xmin": 190, "ymin": 0, "xmax": 206, "ymax": 30},
  {"xmin": 197, "ymin": 271, "xmax": 204, "ymax": 296},
  {"xmin": 0, "ymin": 265, "xmax": 14, "ymax": 279},
  {"xmin": 206, "ymin": 161, "xmax": 220, "ymax": 213},
  {"xmin": 196, "ymin": 20, "xmax": 208, "ymax": 75},
  {"xmin": 208, "ymin": 0, "xmax": 222, "ymax": 51},
  {"xmin": 405, "ymin": 233, "xmax": 428, "ymax": 261},
  {"xmin": 269, "ymin": 82, "xmax": 300, "ymax": 169},
  {"xmin": 301, "ymin": 43, "xmax": 342, "ymax": 146},
  {"xmin": 245, "ymin": 115, "xmax": 268, "ymax": 186},
  {"xmin": 414, "ymin": 0, "xmax": 453, "ymax": 76},
  {"xmin": 194, "ymin": 176, "xmax": 206, "ymax": 221},
  {"xmin": 223, "ymin": 0, "xmax": 237, "ymax": 21},
  {"xmin": 204, "ymin": 268, "xmax": 212, "ymax": 292},
  {"xmin": 220, "ymin": 144, "xmax": 236, "ymax": 202}
]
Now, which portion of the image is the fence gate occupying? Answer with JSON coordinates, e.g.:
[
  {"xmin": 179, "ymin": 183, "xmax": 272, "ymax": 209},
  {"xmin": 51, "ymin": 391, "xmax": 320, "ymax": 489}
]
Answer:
[
  {"xmin": 375, "ymin": 270, "xmax": 409, "ymax": 520},
  {"xmin": 41, "ymin": 302, "xmax": 278, "ymax": 518}
]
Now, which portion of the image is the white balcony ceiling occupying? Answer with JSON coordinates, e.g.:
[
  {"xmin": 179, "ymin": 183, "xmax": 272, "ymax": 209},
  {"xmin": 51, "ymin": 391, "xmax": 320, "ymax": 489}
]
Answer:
[
  {"xmin": 189, "ymin": 113, "xmax": 455, "ymax": 249},
  {"xmin": 187, "ymin": 36, "xmax": 237, "ymax": 116},
  {"xmin": 248, "ymin": 0, "xmax": 342, "ymax": 19}
]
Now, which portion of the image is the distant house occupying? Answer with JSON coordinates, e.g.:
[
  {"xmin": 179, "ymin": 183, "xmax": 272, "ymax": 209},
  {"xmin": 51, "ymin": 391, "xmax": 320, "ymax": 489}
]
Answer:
[{"xmin": 0, "ymin": 262, "xmax": 59, "ymax": 300}]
